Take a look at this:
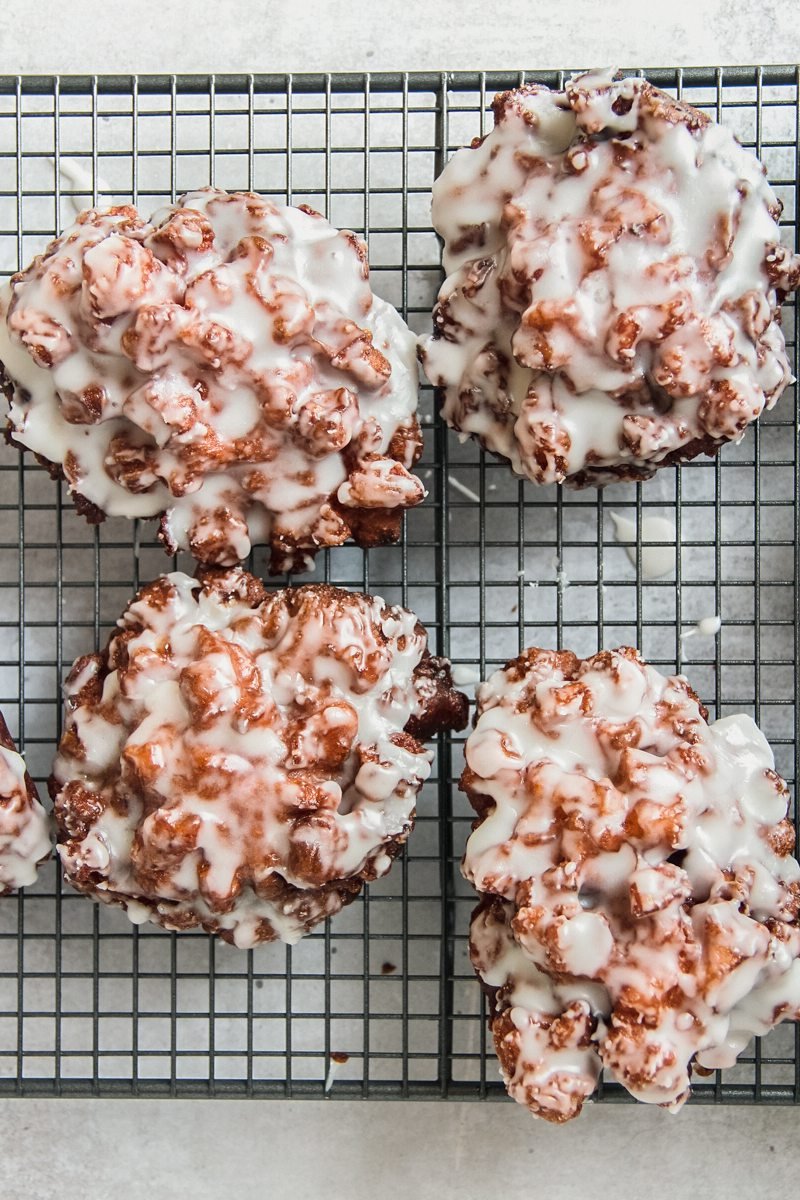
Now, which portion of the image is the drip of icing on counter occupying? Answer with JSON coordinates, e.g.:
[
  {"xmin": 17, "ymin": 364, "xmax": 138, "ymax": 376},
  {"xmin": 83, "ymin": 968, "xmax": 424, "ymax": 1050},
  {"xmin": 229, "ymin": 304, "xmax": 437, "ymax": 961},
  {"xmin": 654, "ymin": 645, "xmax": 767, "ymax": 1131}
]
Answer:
[
  {"xmin": 552, "ymin": 555, "xmax": 570, "ymax": 591},
  {"xmin": 681, "ymin": 614, "xmax": 722, "ymax": 643},
  {"xmin": 448, "ymin": 474, "xmax": 481, "ymax": 503},
  {"xmin": 50, "ymin": 156, "xmax": 112, "ymax": 215},
  {"xmin": 610, "ymin": 511, "xmax": 677, "ymax": 579}
]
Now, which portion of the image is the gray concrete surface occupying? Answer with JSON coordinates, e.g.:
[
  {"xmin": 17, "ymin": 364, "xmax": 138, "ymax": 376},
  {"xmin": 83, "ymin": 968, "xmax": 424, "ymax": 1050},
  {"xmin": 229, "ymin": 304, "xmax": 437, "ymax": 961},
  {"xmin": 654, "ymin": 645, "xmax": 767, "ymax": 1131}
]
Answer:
[
  {"xmin": 0, "ymin": 1098, "xmax": 796, "ymax": 1200},
  {"xmin": 0, "ymin": 0, "xmax": 798, "ymax": 73}
]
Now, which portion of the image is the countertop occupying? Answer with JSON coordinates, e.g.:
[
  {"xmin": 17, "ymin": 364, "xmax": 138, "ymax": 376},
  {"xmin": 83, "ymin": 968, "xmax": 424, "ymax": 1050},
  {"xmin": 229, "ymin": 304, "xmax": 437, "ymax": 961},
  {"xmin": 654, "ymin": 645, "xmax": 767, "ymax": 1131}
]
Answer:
[
  {"xmin": 0, "ymin": 0, "xmax": 797, "ymax": 73},
  {"xmin": 0, "ymin": 3, "xmax": 799, "ymax": 1198}
]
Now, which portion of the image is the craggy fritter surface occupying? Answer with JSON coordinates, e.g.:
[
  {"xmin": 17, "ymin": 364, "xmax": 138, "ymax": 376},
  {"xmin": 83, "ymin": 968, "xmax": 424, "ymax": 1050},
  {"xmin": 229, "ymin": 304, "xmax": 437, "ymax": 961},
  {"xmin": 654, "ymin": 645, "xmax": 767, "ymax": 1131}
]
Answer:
[
  {"xmin": 421, "ymin": 70, "xmax": 800, "ymax": 487},
  {"xmin": 1, "ymin": 187, "xmax": 425, "ymax": 574},
  {"xmin": 52, "ymin": 567, "xmax": 468, "ymax": 946},
  {"xmin": 462, "ymin": 646, "xmax": 800, "ymax": 1121}
]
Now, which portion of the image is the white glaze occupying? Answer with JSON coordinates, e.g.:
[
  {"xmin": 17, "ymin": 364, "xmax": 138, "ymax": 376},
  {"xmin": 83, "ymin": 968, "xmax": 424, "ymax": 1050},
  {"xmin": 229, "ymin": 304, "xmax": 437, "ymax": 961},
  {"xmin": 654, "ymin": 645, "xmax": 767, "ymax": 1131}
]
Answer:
[
  {"xmin": 51, "ymin": 157, "xmax": 113, "ymax": 216},
  {"xmin": 0, "ymin": 188, "xmax": 424, "ymax": 573},
  {"xmin": 53, "ymin": 569, "xmax": 459, "ymax": 946},
  {"xmin": 471, "ymin": 899, "xmax": 603, "ymax": 1121},
  {"xmin": 421, "ymin": 70, "xmax": 800, "ymax": 486},
  {"xmin": 451, "ymin": 664, "xmax": 482, "ymax": 686},
  {"xmin": 0, "ymin": 737, "xmax": 51, "ymax": 891},
  {"xmin": 681, "ymin": 614, "xmax": 722, "ymax": 643},
  {"xmin": 463, "ymin": 646, "xmax": 800, "ymax": 1119},
  {"xmin": 324, "ymin": 1058, "xmax": 341, "ymax": 1092},
  {"xmin": 448, "ymin": 475, "xmax": 481, "ymax": 503},
  {"xmin": 553, "ymin": 555, "xmax": 570, "ymax": 590},
  {"xmin": 610, "ymin": 511, "xmax": 677, "ymax": 578}
]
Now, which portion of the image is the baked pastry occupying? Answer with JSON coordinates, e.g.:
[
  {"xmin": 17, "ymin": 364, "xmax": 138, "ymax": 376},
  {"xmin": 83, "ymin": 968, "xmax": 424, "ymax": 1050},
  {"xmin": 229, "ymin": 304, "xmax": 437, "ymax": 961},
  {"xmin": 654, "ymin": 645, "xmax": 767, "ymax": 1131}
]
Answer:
[
  {"xmin": 0, "ymin": 711, "xmax": 51, "ymax": 892},
  {"xmin": 462, "ymin": 646, "xmax": 800, "ymax": 1121},
  {"xmin": 0, "ymin": 187, "xmax": 425, "ymax": 574},
  {"xmin": 420, "ymin": 69, "xmax": 800, "ymax": 486},
  {"xmin": 52, "ymin": 568, "xmax": 468, "ymax": 946}
]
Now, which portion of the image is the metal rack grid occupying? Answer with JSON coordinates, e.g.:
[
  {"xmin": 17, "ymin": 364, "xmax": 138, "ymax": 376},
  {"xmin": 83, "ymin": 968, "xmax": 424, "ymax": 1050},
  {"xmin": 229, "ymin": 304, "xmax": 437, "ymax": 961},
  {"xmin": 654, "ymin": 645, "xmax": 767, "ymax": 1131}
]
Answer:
[{"xmin": 0, "ymin": 67, "xmax": 797, "ymax": 1103}]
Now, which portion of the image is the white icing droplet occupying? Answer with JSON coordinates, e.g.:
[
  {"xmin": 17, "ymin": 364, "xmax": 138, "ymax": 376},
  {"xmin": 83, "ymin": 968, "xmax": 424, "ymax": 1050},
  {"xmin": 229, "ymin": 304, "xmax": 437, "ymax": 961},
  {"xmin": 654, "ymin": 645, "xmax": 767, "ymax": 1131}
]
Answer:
[
  {"xmin": 0, "ymin": 739, "xmax": 51, "ymax": 891},
  {"xmin": 681, "ymin": 613, "xmax": 722, "ymax": 647},
  {"xmin": 451, "ymin": 664, "xmax": 482, "ymax": 686},
  {"xmin": 552, "ymin": 555, "xmax": 570, "ymax": 590},
  {"xmin": 324, "ymin": 1059, "xmax": 340, "ymax": 1092},
  {"xmin": 50, "ymin": 156, "xmax": 113, "ymax": 216},
  {"xmin": 610, "ymin": 512, "xmax": 677, "ymax": 579},
  {"xmin": 697, "ymin": 615, "xmax": 721, "ymax": 636},
  {"xmin": 448, "ymin": 475, "xmax": 481, "ymax": 503}
]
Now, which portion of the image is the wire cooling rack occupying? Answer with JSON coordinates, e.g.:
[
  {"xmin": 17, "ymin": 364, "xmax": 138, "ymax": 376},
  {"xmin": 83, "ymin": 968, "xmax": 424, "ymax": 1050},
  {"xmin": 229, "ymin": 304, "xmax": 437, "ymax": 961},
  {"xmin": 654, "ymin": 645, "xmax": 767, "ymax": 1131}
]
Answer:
[{"xmin": 0, "ymin": 67, "xmax": 797, "ymax": 1103}]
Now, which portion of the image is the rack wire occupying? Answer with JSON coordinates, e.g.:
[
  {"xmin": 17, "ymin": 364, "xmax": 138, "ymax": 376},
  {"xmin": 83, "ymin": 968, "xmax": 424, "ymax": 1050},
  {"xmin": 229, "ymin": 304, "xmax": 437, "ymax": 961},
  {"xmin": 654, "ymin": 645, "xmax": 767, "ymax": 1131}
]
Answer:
[{"xmin": 0, "ymin": 67, "xmax": 797, "ymax": 1102}]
